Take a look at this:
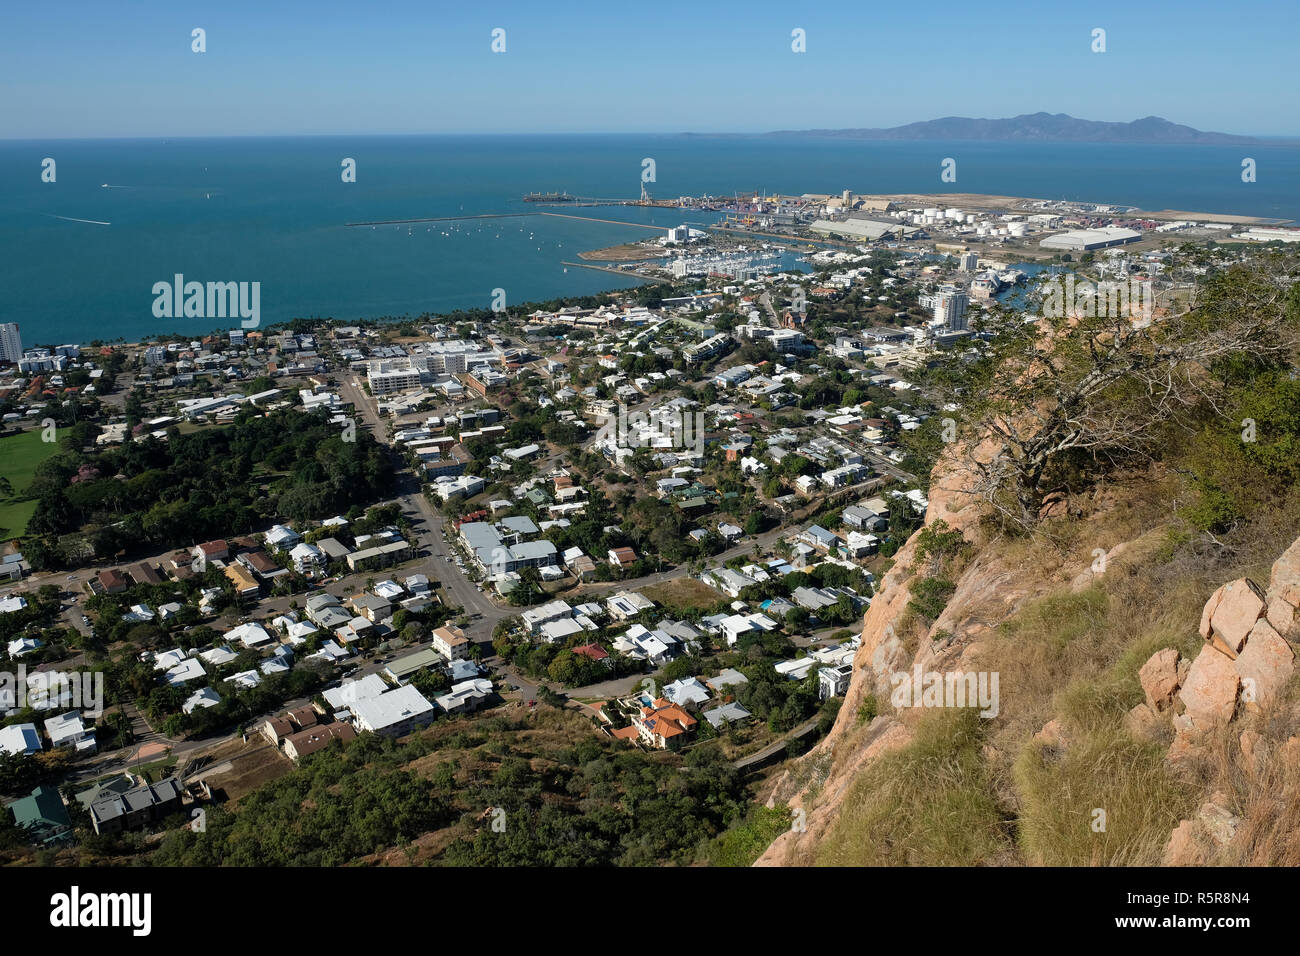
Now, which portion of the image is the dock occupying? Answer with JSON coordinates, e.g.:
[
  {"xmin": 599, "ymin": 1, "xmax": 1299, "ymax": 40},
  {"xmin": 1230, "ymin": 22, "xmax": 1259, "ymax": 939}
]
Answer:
[
  {"xmin": 345, "ymin": 213, "xmax": 537, "ymax": 227},
  {"xmin": 560, "ymin": 261, "xmax": 670, "ymax": 283}
]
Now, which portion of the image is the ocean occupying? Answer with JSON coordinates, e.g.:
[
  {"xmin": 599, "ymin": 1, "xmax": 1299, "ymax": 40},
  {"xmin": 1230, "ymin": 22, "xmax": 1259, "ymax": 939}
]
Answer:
[{"xmin": 1, "ymin": 134, "xmax": 1297, "ymax": 345}]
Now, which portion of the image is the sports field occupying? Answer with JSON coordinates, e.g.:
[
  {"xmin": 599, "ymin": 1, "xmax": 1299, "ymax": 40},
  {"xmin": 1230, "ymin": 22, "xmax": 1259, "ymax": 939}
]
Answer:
[{"xmin": 0, "ymin": 427, "xmax": 66, "ymax": 538}]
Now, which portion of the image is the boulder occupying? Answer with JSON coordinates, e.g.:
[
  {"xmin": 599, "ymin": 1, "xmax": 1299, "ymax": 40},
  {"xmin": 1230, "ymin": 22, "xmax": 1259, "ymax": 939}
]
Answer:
[
  {"xmin": 1199, "ymin": 584, "xmax": 1226, "ymax": 640},
  {"xmin": 1269, "ymin": 538, "xmax": 1300, "ymax": 608},
  {"xmin": 1266, "ymin": 596, "xmax": 1297, "ymax": 637},
  {"xmin": 1124, "ymin": 702, "xmax": 1160, "ymax": 740},
  {"xmin": 1178, "ymin": 645, "xmax": 1240, "ymax": 727},
  {"xmin": 1233, "ymin": 619, "xmax": 1295, "ymax": 710},
  {"xmin": 1207, "ymin": 579, "xmax": 1267, "ymax": 653},
  {"xmin": 1199, "ymin": 794, "xmax": 1241, "ymax": 847},
  {"xmin": 1162, "ymin": 819, "xmax": 1208, "ymax": 866},
  {"xmin": 1034, "ymin": 718, "xmax": 1069, "ymax": 750},
  {"xmin": 1139, "ymin": 647, "xmax": 1182, "ymax": 712},
  {"xmin": 1163, "ymin": 795, "xmax": 1241, "ymax": 865}
]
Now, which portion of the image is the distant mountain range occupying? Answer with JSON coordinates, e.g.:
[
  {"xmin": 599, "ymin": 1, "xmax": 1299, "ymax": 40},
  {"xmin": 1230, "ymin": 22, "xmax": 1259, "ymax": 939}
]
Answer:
[{"xmin": 758, "ymin": 113, "xmax": 1262, "ymax": 145}]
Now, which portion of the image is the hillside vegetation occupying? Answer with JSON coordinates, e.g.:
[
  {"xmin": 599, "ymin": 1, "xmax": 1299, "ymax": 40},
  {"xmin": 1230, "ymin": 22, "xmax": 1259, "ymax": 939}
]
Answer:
[{"xmin": 758, "ymin": 247, "xmax": 1300, "ymax": 867}]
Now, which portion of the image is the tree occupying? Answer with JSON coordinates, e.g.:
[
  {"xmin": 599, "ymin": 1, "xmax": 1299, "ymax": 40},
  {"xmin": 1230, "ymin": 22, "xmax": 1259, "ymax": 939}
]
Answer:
[{"xmin": 932, "ymin": 257, "xmax": 1300, "ymax": 530}]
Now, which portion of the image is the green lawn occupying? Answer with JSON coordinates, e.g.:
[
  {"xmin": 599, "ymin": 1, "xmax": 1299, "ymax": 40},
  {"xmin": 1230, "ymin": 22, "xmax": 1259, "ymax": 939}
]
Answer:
[{"xmin": 0, "ymin": 427, "xmax": 67, "ymax": 538}]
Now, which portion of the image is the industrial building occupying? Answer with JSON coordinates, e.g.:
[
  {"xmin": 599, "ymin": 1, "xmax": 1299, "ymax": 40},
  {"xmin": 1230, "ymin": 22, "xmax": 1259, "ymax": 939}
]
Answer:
[{"xmin": 1039, "ymin": 227, "xmax": 1142, "ymax": 252}]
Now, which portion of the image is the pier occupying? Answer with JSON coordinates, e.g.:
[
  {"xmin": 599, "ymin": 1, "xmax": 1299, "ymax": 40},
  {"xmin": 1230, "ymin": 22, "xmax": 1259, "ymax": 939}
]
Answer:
[
  {"xmin": 345, "ymin": 213, "xmax": 536, "ymax": 227},
  {"xmin": 538, "ymin": 212, "xmax": 666, "ymax": 230},
  {"xmin": 560, "ymin": 261, "xmax": 671, "ymax": 283}
]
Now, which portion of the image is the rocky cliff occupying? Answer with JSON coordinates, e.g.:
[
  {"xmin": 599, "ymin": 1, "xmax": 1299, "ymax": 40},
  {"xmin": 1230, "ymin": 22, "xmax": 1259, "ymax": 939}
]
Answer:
[{"xmin": 755, "ymin": 449, "xmax": 1300, "ymax": 867}]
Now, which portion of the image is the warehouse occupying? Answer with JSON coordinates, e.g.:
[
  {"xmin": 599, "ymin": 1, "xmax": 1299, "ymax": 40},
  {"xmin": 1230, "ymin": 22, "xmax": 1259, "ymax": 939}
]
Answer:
[{"xmin": 1039, "ymin": 227, "xmax": 1142, "ymax": 251}]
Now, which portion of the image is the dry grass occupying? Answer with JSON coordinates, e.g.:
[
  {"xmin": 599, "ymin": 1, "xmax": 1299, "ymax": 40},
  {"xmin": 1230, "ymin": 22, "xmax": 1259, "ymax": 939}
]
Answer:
[{"xmin": 814, "ymin": 708, "xmax": 1014, "ymax": 866}]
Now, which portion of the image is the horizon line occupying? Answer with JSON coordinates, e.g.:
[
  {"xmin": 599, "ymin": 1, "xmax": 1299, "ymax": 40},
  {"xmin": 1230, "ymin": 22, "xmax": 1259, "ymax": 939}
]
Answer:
[{"xmin": 5, "ymin": 129, "xmax": 1300, "ymax": 144}]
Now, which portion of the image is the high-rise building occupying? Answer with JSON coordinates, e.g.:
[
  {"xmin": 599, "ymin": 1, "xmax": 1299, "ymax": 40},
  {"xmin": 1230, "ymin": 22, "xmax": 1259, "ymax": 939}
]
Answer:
[
  {"xmin": 933, "ymin": 286, "xmax": 968, "ymax": 332},
  {"xmin": 959, "ymin": 251, "xmax": 979, "ymax": 272},
  {"xmin": 0, "ymin": 323, "xmax": 21, "ymax": 363}
]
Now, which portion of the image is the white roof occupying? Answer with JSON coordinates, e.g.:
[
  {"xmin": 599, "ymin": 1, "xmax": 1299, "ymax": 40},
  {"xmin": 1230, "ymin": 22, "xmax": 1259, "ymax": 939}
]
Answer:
[
  {"xmin": 152, "ymin": 647, "xmax": 191, "ymax": 670},
  {"xmin": 663, "ymin": 678, "xmax": 711, "ymax": 706},
  {"xmin": 0, "ymin": 722, "xmax": 42, "ymax": 756},
  {"xmin": 351, "ymin": 685, "xmax": 435, "ymax": 731},
  {"xmin": 183, "ymin": 687, "xmax": 222, "ymax": 713},
  {"xmin": 226, "ymin": 622, "xmax": 274, "ymax": 647},
  {"xmin": 44, "ymin": 711, "xmax": 87, "ymax": 746},
  {"xmin": 164, "ymin": 658, "xmax": 207, "ymax": 686},
  {"xmin": 322, "ymin": 674, "xmax": 391, "ymax": 710},
  {"xmin": 199, "ymin": 645, "xmax": 238, "ymax": 666}
]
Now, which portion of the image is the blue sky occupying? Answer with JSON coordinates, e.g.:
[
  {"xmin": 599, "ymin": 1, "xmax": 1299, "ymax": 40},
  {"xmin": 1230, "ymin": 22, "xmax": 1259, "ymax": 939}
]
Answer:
[{"xmin": 2, "ymin": 0, "xmax": 1297, "ymax": 138}]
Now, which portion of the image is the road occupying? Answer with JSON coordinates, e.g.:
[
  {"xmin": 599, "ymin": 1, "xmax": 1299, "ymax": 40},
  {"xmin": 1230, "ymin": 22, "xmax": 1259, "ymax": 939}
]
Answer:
[{"xmin": 733, "ymin": 714, "xmax": 821, "ymax": 771}]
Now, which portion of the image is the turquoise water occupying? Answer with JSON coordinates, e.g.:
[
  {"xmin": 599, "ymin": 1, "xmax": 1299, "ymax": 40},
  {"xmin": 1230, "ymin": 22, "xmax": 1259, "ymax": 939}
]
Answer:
[{"xmin": 1, "ymin": 134, "xmax": 1297, "ymax": 344}]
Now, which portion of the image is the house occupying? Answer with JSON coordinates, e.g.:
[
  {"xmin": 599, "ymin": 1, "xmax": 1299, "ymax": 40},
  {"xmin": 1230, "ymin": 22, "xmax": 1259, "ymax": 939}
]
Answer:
[
  {"xmin": 348, "ymin": 593, "xmax": 391, "ymax": 623},
  {"xmin": 540, "ymin": 617, "xmax": 585, "ymax": 643},
  {"xmin": 703, "ymin": 567, "xmax": 756, "ymax": 598},
  {"xmin": 435, "ymin": 678, "xmax": 494, "ymax": 715},
  {"xmin": 0, "ymin": 723, "xmax": 42, "ymax": 757},
  {"xmin": 194, "ymin": 539, "xmax": 229, "ymax": 564},
  {"xmin": 842, "ymin": 504, "xmax": 887, "ymax": 531},
  {"xmin": 322, "ymin": 673, "xmax": 390, "ymax": 711},
  {"xmin": 448, "ymin": 658, "xmax": 483, "ymax": 682},
  {"xmin": 662, "ymin": 677, "xmax": 711, "ymax": 708},
  {"xmin": 182, "ymin": 686, "xmax": 222, "ymax": 713},
  {"xmin": 844, "ymin": 531, "xmax": 880, "ymax": 558},
  {"xmin": 431, "ymin": 625, "xmax": 469, "ymax": 661},
  {"xmin": 612, "ymin": 624, "xmax": 684, "ymax": 665},
  {"xmin": 96, "ymin": 569, "xmax": 129, "ymax": 594},
  {"xmin": 89, "ymin": 777, "xmax": 184, "ymax": 835},
  {"xmin": 608, "ymin": 546, "xmax": 638, "ymax": 569},
  {"xmin": 799, "ymin": 525, "xmax": 843, "ymax": 552},
  {"xmin": 163, "ymin": 658, "xmax": 207, "ymax": 686},
  {"xmin": 9, "ymin": 785, "xmax": 71, "ymax": 843},
  {"xmin": 224, "ymin": 563, "xmax": 261, "ymax": 598},
  {"xmin": 317, "ymin": 537, "xmax": 352, "ymax": 563},
  {"xmin": 283, "ymin": 722, "xmax": 356, "ymax": 761},
  {"xmin": 226, "ymin": 621, "xmax": 275, "ymax": 648},
  {"xmin": 819, "ymin": 663, "xmax": 854, "ymax": 699},
  {"xmin": 7, "ymin": 636, "xmax": 42, "ymax": 658},
  {"xmin": 521, "ymin": 599, "xmax": 574, "ymax": 635},
  {"xmin": 792, "ymin": 586, "xmax": 841, "ymax": 612},
  {"xmin": 351, "ymin": 685, "xmax": 437, "ymax": 737},
  {"xmin": 720, "ymin": 613, "xmax": 759, "ymax": 646},
  {"xmin": 384, "ymin": 648, "xmax": 444, "ymax": 684},
  {"xmin": 632, "ymin": 698, "xmax": 697, "ymax": 750},
  {"xmin": 264, "ymin": 524, "xmax": 303, "ymax": 551},
  {"xmin": 562, "ymin": 546, "xmax": 597, "ymax": 580},
  {"xmin": 131, "ymin": 562, "xmax": 164, "ymax": 585},
  {"xmin": 572, "ymin": 643, "xmax": 611, "ymax": 666},
  {"xmin": 776, "ymin": 657, "xmax": 818, "ymax": 681},
  {"xmin": 305, "ymin": 593, "xmax": 352, "ymax": 629},
  {"xmin": 702, "ymin": 701, "xmax": 753, "ymax": 728},
  {"xmin": 43, "ymin": 711, "xmax": 96, "ymax": 753},
  {"xmin": 606, "ymin": 590, "xmax": 655, "ymax": 620},
  {"xmin": 705, "ymin": 668, "xmax": 750, "ymax": 694},
  {"xmin": 335, "ymin": 616, "xmax": 374, "ymax": 645},
  {"xmin": 261, "ymin": 716, "xmax": 294, "ymax": 746},
  {"xmin": 290, "ymin": 542, "xmax": 327, "ymax": 575},
  {"xmin": 238, "ymin": 549, "xmax": 287, "ymax": 579}
]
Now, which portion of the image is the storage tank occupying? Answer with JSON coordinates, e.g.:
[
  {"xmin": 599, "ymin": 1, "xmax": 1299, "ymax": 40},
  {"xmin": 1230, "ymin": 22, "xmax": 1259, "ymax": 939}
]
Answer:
[
  {"xmin": 924, "ymin": 207, "xmax": 940, "ymax": 218},
  {"xmin": 946, "ymin": 207, "xmax": 962, "ymax": 219}
]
